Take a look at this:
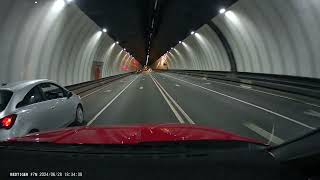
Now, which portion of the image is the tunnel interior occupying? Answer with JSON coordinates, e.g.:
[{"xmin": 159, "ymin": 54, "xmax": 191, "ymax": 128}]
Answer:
[
  {"xmin": 1, "ymin": 0, "xmax": 320, "ymax": 86},
  {"xmin": 74, "ymin": 0, "xmax": 238, "ymax": 65},
  {"xmin": 0, "ymin": 1, "xmax": 320, "ymax": 178}
]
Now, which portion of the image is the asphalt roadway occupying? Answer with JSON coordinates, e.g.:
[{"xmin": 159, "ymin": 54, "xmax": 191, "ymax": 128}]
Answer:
[{"xmin": 79, "ymin": 72, "xmax": 320, "ymax": 145}]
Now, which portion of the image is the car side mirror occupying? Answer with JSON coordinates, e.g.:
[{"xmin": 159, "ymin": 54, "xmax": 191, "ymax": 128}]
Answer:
[{"xmin": 67, "ymin": 91, "xmax": 73, "ymax": 99}]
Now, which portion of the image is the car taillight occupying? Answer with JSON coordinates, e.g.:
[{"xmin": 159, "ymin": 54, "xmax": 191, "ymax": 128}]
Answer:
[{"xmin": 1, "ymin": 114, "xmax": 17, "ymax": 129}]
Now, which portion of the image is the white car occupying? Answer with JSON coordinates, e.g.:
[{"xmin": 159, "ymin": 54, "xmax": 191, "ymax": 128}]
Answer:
[{"xmin": 0, "ymin": 80, "xmax": 84, "ymax": 141}]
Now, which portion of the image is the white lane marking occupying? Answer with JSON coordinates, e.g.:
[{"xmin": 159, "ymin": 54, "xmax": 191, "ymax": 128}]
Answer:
[
  {"xmin": 81, "ymin": 85, "xmax": 111, "ymax": 99},
  {"xmin": 175, "ymin": 73, "xmax": 320, "ymax": 108},
  {"xmin": 240, "ymin": 84, "xmax": 252, "ymax": 89},
  {"xmin": 304, "ymin": 110, "xmax": 320, "ymax": 118},
  {"xmin": 175, "ymin": 84, "xmax": 180, "ymax": 87},
  {"xmin": 139, "ymin": 86, "xmax": 144, "ymax": 90},
  {"xmin": 163, "ymin": 73, "xmax": 316, "ymax": 130},
  {"xmin": 81, "ymin": 76, "xmax": 133, "ymax": 99},
  {"xmin": 244, "ymin": 122, "xmax": 284, "ymax": 145},
  {"xmin": 152, "ymin": 74, "xmax": 195, "ymax": 124},
  {"xmin": 150, "ymin": 75, "xmax": 185, "ymax": 124},
  {"xmin": 104, "ymin": 90, "xmax": 112, "ymax": 93},
  {"xmin": 87, "ymin": 76, "xmax": 139, "ymax": 126},
  {"xmin": 204, "ymin": 82, "xmax": 211, "ymax": 85}
]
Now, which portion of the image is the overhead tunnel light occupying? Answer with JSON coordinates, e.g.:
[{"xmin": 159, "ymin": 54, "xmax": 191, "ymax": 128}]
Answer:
[
  {"xmin": 52, "ymin": 0, "xmax": 66, "ymax": 12},
  {"xmin": 219, "ymin": 8, "xmax": 226, "ymax": 14}
]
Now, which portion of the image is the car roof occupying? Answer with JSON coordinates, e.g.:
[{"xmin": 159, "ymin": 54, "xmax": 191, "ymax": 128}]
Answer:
[{"xmin": 0, "ymin": 79, "xmax": 55, "ymax": 92}]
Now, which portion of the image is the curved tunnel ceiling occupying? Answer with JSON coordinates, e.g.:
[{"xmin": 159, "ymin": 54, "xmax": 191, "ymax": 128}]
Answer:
[{"xmin": 75, "ymin": 0, "xmax": 238, "ymax": 65}]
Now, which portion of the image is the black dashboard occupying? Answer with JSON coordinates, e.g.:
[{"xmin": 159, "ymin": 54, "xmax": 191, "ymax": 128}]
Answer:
[{"xmin": 0, "ymin": 141, "xmax": 317, "ymax": 180}]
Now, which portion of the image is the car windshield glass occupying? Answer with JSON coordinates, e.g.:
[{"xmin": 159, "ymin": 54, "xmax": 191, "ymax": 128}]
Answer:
[{"xmin": 0, "ymin": 90, "xmax": 13, "ymax": 112}]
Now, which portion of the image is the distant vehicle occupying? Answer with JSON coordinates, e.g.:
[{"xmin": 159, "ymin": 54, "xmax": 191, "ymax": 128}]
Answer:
[
  {"xmin": 142, "ymin": 66, "xmax": 152, "ymax": 72},
  {"xmin": 0, "ymin": 80, "xmax": 83, "ymax": 141},
  {"xmin": 143, "ymin": 66, "xmax": 149, "ymax": 71}
]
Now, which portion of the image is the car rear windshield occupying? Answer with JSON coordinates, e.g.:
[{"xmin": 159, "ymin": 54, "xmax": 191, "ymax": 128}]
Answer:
[{"xmin": 0, "ymin": 90, "xmax": 13, "ymax": 112}]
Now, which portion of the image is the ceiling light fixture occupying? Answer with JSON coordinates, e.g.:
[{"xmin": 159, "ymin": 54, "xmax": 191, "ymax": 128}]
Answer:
[
  {"xmin": 52, "ymin": 0, "xmax": 66, "ymax": 12},
  {"xmin": 219, "ymin": 8, "xmax": 226, "ymax": 14}
]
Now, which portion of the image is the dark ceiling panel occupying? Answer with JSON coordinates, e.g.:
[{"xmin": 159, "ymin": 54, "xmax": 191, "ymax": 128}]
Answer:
[{"xmin": 75, "ymin": 0, "xmax": 238, "ymax": 65}]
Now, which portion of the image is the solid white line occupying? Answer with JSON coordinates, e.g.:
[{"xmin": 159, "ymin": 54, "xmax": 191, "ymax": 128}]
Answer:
[
  {"xmin": 139, "ymin": 86, "xmax": 144, "ymax": 90},
  {"xmin": 152, "ymin": 74, "xmax": 195, "ymax": 124},
  {"xmin": 86, "ymin": 76, "xmax": 139, "ymax": 126},
  {"xmin": 240, "ymin": 84, "xmax": 252, "ymax": 89},
  {"xmin": 304, "ymin": 110, "xmax": 320, "ymax": 118},
  {"xmin": 162, "ymin": 73, "xmax": 316, "ymax": 130},
  {"xmin": 175, "ymin": 73, "xmax": 320, "ymax": 108},
  {"xmin": 81, "ymin": 85, "xmax": 111, "ymax": 99},
  {"xmin": 150, "ymin": 75, "xmax": 185, "ymax": 124},
  {"xmin": 244, "ymin": 122, "xmax": 285, "ymax": 145},
  {"xmin": 81, "ymin": 76, "xmax": 132, "ymax": 99}
]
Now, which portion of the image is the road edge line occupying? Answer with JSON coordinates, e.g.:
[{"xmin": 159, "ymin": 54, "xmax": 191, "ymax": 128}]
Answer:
[
  {"xmin": 86, "ymin": 75, "xmax": 139, "ymax": 126},
  {"xmin": 81, "ymin": 76, "xmax": 133, "ymax": 99},
  {"xmin": 162, "ymin": 73, "xmax": 316, "ymax": 130}
]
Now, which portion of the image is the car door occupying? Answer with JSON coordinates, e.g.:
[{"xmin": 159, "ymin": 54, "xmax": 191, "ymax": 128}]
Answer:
[
  {"xmin": 39, "ymin": 83, "xmax": 74, "ymax": 128},
  {"xmin": 52, "ymin": 83, "xmax": 75, "ymax": 124},
  {"xmin": 15, "ymin": 86, "xmax": 57, "ymax": 134}
]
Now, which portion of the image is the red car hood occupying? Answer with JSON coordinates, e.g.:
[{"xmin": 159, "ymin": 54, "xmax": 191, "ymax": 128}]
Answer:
[{"xmin": 8, "ymin": 124, "xmax": 262, "ymax": 145}]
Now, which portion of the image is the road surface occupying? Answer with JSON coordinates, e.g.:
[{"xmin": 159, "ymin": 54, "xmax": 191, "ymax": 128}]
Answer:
[{"xmin": 79, "ymin": 72, "xmax": 320, "ymax": 145}]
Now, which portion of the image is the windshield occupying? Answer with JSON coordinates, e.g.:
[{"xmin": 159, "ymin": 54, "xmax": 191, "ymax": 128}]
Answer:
[
  {"xmin": 0, "ymin": 0, "xmax": 319, "ymax": 149},
  {"xmin": 0, "ymin": 90, "xmax": 12, "ymax": 112}
]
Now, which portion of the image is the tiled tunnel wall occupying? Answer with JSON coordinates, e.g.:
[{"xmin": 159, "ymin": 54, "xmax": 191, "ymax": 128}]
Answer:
[
  {"xmin": 154, "ymin": 0, "xmax": 320, "ymax": 79},
  {"xmin": 0, "ymin": 0, "xmax": 141, "ymax": 86}
]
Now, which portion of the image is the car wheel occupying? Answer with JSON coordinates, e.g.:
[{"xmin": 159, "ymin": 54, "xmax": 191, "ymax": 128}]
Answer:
[{"xmin": 74, "ymin": 105, "xmax": 84, "ymax": 125}]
